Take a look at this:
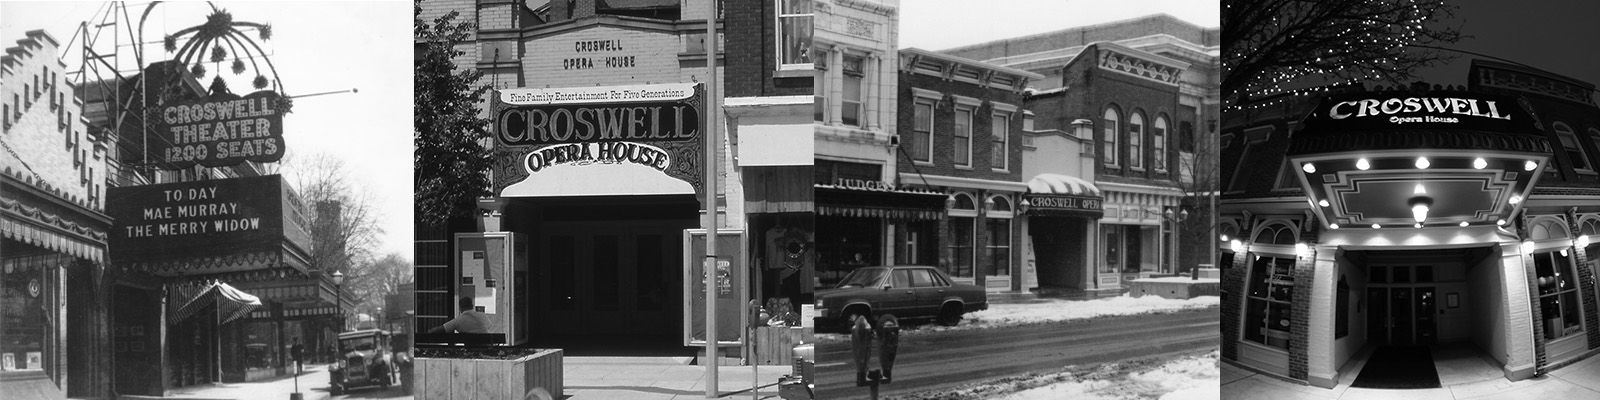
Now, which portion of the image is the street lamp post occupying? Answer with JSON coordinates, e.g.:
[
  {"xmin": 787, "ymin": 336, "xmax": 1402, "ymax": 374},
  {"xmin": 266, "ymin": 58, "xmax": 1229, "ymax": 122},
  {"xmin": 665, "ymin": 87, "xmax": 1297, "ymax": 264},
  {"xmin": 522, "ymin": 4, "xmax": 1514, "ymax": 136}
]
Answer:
[{"xmin": 332, "ymin": 271, "xmax": 345, "ymax": 332}]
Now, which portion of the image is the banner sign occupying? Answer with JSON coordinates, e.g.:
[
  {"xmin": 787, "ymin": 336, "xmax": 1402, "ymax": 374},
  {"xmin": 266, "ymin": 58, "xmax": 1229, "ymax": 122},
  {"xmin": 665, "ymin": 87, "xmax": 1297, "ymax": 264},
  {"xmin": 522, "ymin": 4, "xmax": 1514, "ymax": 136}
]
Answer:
[
  {"xmin": 1303, "ymin": 90, "xmax": 1538, "ymax": 134},
  {"xmin": 491, "ymin": 83, "xmax": 705, "ymax": 196},
  {"xmin": 152, "ymin": 90, "xmax": 287, "ymax": 169},
  {"xmin": 107, "ymin": 175, "xmax": 310, "ymax": 263}
]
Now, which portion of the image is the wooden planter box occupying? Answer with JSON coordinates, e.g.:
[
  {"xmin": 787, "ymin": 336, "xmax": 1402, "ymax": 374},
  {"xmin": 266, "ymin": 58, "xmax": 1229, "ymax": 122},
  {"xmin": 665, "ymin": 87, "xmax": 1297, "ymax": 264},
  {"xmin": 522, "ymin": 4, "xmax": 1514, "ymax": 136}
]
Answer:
[
  {"xmin": 416, "ymin": 349, "xmax": 563, "ymax": 400},
  {"xmin": 751, "ymin": 327, "xmax": 813, "ymax": 365}
]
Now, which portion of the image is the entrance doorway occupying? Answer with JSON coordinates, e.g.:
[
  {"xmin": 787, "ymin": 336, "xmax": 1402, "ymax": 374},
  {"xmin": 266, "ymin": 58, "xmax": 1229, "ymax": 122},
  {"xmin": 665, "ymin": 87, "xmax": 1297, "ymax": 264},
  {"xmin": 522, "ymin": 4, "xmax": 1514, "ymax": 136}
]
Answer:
[
  {"xmin": 1366, "ymin": 286, "xmax": 1437, "ymax": 346},
  {"xmin": 536, "ymin": 220, "xmax": 685, "ymax": 338}
]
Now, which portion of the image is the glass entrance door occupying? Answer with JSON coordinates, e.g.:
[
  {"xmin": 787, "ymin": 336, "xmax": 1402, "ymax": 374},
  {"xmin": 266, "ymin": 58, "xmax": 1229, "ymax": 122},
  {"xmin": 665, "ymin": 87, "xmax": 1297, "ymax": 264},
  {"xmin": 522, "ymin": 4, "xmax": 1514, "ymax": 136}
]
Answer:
[
  {"xmin": 537, "ymin": 221, "xmax": 683, "ymax": 337},
  {"xmin": 1367, "ymin": 286, "xmax": 1437, "ymax": 346}
]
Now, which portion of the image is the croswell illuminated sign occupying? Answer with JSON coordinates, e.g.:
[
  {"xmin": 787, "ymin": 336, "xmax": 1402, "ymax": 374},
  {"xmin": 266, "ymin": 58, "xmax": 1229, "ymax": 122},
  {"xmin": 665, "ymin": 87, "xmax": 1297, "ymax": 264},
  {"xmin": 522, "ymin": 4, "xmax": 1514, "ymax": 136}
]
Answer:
[{"xmin": 1307, "ymin": 91, "xmax": 1536, "ymax": 133}]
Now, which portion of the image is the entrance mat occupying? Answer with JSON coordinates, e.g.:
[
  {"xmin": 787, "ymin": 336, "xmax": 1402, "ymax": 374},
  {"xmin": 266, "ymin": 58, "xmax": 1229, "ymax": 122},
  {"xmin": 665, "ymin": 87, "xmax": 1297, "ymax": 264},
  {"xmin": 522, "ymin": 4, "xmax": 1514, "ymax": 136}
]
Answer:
[{"xmin": 1351, "ymin": 346, "xmax": 1442, "ymax": 389}]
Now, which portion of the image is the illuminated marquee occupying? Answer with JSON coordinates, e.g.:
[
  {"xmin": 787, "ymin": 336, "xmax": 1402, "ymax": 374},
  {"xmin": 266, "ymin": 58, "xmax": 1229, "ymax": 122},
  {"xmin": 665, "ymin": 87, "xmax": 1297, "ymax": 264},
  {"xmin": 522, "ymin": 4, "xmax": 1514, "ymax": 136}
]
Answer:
[
  {"xmin": 1328, "ymin": 97, "xmax": 1511, "ymax": 124},
  {"xmin": 154, "ymin": 90, "xmax": 287, "ymax": 169}
]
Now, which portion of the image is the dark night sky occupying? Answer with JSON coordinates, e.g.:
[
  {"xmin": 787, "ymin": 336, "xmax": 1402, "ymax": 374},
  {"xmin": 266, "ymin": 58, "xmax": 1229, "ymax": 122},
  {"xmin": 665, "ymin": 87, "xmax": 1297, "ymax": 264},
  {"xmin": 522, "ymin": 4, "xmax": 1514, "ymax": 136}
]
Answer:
[{"xmin": 1413, "ymin": 1, "xmax": 1600, "ymax": 89}]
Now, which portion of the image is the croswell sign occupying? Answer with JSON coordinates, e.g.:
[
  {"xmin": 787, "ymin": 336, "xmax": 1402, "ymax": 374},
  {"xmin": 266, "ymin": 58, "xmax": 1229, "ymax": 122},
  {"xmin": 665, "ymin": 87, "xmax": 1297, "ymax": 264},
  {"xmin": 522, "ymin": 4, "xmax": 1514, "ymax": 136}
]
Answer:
[
  {"xmin": 153, "ymin": 90, "xmax": 287, "ymax": 169},
  {"xmin": 490, "ymin": 83, "xmax": 705, "ymax": 195},
  {"xmin": 1306, "ymin": 91, "xmax": 1537, "ymax": 133}
]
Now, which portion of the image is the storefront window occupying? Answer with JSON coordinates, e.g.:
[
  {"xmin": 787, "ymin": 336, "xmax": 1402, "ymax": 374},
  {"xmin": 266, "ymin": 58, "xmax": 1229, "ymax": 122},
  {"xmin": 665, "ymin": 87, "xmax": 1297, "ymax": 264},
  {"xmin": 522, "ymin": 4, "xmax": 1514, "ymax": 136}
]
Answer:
[
  {"xmin": 1, "ymin": 254, "xmax": 58, "ymax": 374},
  {"xmin": 1244, "ymin": 255, "xmax": 1295, "ymax": 350},
  {"xmin": 985, "ymin": 219, "xmax": 1010, "ymax": 276},
  {"xmin": 1533, "ymin": 251, "xmax": 1584, "ymax": 340},
  {"xmin": 1102, "ymin": 225, "xmax": 1121, "ymax": 273},
  {"xmin": 242, "ymin": 320, "xmax": 279, "ymax": 374},
  {"xmin": 949, "ymin": 217, "xmax": 975, "ymax": 278},
  {"xmin": 776, "ymin": 0, "xmax": 812, "ymax": 68},
  {"xmin": 817, "ymin": 216, "xmax": 881, "ymax": 286}
]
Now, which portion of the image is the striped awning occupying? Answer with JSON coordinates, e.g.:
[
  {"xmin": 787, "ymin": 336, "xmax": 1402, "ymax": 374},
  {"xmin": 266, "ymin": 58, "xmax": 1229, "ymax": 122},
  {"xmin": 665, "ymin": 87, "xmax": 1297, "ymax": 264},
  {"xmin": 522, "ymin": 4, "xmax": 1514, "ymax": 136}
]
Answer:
[
  {"xmin": 815, "ymin": 184, "xmax": 947, "ymax": 221},
  {"xmin": 1026, "ymin": 174, "xmax": 1101, "ymax": 197},
  {"xmin": 168, "ymin": 281, "xmax": 263, "ymax": 325},
  {"xmin": 1, "ymin": 198, "xmax": 107, "ymax": 263}
]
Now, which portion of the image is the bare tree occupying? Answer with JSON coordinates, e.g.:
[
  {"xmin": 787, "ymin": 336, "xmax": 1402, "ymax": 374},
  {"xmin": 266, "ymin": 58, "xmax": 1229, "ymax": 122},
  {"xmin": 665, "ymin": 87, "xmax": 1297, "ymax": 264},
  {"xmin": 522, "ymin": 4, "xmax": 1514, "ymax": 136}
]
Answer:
[
  {"xmin": 1170, "ymin": 125, "xmax": 1223, "ymax": 278},
  {"xmin": 343, "ymin": 253, "xmax": 413, "ymax": 323},
  {"xmin": 1223, "ymin": 0, "xmax": 1464, "ymax": 107},
  {"xmin": 280, "ymin": 151, "xmax": 382, "ymax": 275}
]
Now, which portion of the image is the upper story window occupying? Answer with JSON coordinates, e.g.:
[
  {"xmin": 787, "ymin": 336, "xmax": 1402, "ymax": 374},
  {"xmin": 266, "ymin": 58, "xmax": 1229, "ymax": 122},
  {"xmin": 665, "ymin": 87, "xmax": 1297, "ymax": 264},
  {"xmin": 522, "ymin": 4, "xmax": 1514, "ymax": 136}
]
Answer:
[
  {"xmin": 991, "ymin": 112, "xmax": 1008, "ymax": 170},
  {"xmin": 813, "ymin": 56, "xmax": 827, "ymax": 122},
  {"xmin": 1129, "ymin": 111, "xmax": 1145, "ymax": 170},
  {"xmin": 954, "ymin": 107, "xmax": 973, "ymax": 167},
  {"xmin": 841, "ymin": 56, "xmax": 864, "ymax": 127},
  {"xmin": 1103, "ymin": 107, "xmax": 1119, "ymax": 166},
  {"xmin": 911, "ymin": 99, "xmax": 934, "ymax": 162},
  {"xmin": 777, "ymin": 0, "xmax": 813, "ymax": 70},
  {"xmin": 1554, "ymin": 122, "xmax": 1592, "ymax": 174},
  {"xmin": 1153, "ymin": 116, "xmax": 1168, "ymax": 172}
]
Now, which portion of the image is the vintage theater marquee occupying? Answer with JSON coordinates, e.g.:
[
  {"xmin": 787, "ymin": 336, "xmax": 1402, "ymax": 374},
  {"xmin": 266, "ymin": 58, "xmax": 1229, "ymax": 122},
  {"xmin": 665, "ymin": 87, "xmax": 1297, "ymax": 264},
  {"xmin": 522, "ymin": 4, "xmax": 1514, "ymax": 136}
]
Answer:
[{"xmin": 490, "ymin": 82, "xmax": 705, "ymax": 194}]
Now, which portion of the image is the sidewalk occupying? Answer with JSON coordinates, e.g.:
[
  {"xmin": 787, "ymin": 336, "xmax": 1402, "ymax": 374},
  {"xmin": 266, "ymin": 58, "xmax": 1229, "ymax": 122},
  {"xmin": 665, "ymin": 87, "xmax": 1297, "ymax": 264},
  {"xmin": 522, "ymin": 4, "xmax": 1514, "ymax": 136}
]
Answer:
[
  {"xmin": 120, "ymin": 365, "xmax": 334, "ymax": 400},
  {"xmin": 565, "ymin": 357, "xmax": 790, "ymax": 400},
  {"xmin": 1221, "ymin": 350, "xmax": 1600, "ymax": 400}
]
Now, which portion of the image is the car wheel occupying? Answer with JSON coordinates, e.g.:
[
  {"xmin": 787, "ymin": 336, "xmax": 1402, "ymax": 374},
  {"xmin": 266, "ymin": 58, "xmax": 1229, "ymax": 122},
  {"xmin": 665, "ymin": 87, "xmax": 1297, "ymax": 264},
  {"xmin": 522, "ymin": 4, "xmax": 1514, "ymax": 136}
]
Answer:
[
  {"xmin": 331, "ymin": 384, "xmax": 344, "ymax": 396},
  {"xmin": 937, "ymin": 303, "xmax": 963, "ymax": 326}
]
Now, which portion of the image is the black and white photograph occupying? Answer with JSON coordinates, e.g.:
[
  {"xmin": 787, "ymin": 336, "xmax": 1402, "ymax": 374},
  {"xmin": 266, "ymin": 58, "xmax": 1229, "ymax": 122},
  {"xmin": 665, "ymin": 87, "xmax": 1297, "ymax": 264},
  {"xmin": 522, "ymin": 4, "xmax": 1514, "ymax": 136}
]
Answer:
[
  {"xmin": 1, "ymin": 1, "xmax": 414, "ymax": 399},
  {"xmin": 1219, "ymin": 0, "xmax": 1600, "ymax": 399}
]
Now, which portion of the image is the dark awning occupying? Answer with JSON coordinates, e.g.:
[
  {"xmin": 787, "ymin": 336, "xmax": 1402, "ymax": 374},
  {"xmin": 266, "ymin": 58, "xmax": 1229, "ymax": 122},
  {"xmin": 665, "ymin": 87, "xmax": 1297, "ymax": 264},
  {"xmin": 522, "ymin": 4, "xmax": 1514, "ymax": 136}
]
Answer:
[{"xmin": 815, "ymin": 184, "xmax": 946, "ymax": 221}]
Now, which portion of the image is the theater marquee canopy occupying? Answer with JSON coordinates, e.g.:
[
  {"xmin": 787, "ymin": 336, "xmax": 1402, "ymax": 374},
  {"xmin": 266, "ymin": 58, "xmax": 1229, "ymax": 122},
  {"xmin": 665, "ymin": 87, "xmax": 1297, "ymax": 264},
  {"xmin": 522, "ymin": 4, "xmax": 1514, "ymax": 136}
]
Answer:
[
  {"xmin": 1286, "ymin": 89, "xmax": 1552, "ymax": 231},
  {"xmin": 490, "ymin": 82, "xmax": 706, "ymax": 198}
]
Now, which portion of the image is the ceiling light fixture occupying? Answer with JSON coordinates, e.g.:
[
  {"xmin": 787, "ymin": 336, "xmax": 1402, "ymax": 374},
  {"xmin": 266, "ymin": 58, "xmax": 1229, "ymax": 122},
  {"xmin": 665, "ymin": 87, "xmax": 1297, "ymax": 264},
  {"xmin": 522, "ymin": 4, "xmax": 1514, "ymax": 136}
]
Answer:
[
  {"xmin": 1414, "ymin": 223, "xmax": 1423, "ymax": 228},
  {"xmin": 1510, "ymin": 195, "xmax": 1522, "ymax": 205},
  {"xmin": 1372, "ymin": 224, "xmax": 1382, "ymax": 229},
  {"xmin": 1357, "ymin": 158, "xmax": 1371, "ymax": 170},
  {"xmin": 1416, "ymin": 157, "xmax": 1430, "ymax": 169},
  {"xmin": 1459, "ymin": 221, "xmax": 1470, "ymax": 227},
  {"xmin": 1303, "ymin": 163, "xmax": 1317, "ymax": 173},
  {"xmin": 1497, "ymin": 219, "xmax": 1507, "ymax": 226},
  {"xmin": 1329, "ymin": 223, "xmax": 1340, "ymax": 230},
  {"xmin": 1319, "ymin": 199, "xmax": 1330, "ymax": 207},
  {"xmin": 1525, "ymin": 160, "xmax": 1537, "ymax": 171},
  {"xmin": 1474, "ymin": 158, "xmax": 1487, "ymax": 169},
  {"xmin": 1409, "ymin": 196, "xmax": 1433, "ymax": 223}
]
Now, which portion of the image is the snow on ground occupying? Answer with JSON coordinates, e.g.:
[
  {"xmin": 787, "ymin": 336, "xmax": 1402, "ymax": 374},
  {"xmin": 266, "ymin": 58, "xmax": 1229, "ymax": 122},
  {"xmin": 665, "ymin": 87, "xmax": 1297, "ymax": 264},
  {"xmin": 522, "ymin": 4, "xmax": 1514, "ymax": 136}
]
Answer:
[
  {"xmin": 995, "ymin": 350, "xmax": 1220, "ymax": 400},
  {"xmin": 963, "ymin": 294, "xmax": 1219, "ymax": 328}
]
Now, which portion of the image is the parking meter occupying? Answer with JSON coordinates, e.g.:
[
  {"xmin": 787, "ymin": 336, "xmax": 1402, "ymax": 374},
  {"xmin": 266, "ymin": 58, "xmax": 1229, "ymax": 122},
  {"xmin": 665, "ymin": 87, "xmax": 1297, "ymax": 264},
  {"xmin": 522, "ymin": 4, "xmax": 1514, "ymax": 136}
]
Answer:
[
  {"xmin": 850, "ymin": 315, "xmax": 873, "ymax": 386},
  {"xmin": 877, "ymin": 314, "xmax": 899, "ymax": 384}
]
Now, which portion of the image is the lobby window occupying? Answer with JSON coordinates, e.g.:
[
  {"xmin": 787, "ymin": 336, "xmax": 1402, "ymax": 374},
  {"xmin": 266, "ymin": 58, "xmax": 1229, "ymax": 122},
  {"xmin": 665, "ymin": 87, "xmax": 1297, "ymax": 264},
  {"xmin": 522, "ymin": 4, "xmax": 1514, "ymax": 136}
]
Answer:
[
  {"xmin": 947, "ymin": 193, "xmax": 978, "ymax": 278},
  {"xmin": 776, "ymin": 0, "xmax": 813, "ymax": 69},
  {"xmin": 841, "ymin": 56, "xmax": 863, "ymax": 127},
  {"xmin": 984, "ymin": 196, "xmax": 1013, "ymax": 277},
  {"xmin": 911, "ymin": 100, "xmax": 934, "ymax": 162},
  {"xmin": 1103, "ymin": 107, "xmax": 1119, "ymax": 166},
  {"xmin": 1244, "ymin": 255, "xmax": 1296, "ymax": 350},
  {"xmin": 1129, "ymin": 111, "xmax": 1144, "ymax": 170},
  {"xmin": 955, "ymin": 107, "xmax": 973, "ymax": 167},
  {"xmin": 1554, "ymin": 122, "xmax": 1591, "ymax": 173},
  {"xmin": 1153, "ymin": 116, "xmax": 1168, "ymax": 172},
  {"xmin": 1533, "ymin": 250, "xmax": 1584, "ymax": 340},
  {"xmin": 990, "ymin": 112, "xmax": 1008, "ymax": 170}
]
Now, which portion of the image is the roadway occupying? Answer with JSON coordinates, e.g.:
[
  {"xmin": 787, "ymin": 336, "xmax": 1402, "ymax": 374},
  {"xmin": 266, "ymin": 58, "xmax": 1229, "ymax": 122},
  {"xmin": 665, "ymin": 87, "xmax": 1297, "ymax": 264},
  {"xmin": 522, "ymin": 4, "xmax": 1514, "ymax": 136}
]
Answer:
[{"xmin": 813, "ymin": 308, "xmax": 1218, "ymax": 399}]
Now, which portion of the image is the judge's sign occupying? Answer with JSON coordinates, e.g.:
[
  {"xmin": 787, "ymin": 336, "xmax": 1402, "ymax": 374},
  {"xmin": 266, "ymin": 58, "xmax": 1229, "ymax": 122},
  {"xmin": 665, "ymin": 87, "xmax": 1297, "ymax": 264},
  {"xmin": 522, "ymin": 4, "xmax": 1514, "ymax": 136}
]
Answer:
[
  {"xmin": 153, "ymin": 90, "xmax": 287, "ymax": 169},
  {"xmin": 491, "ymin": 83, "xmax": 705, "ymax": 196}
]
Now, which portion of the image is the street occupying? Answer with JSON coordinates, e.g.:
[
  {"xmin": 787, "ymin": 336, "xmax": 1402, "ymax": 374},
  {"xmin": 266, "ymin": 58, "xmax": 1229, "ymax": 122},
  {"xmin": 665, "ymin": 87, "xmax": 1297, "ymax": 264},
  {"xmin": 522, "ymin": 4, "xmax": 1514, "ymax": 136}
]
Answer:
[
  {"xmin": 330, "ymin": 384, "xmax": 412, "ymax": 400},
  {"xmin": 814, "ymin": 308, "xmax": 1218, "ymax": 399}
]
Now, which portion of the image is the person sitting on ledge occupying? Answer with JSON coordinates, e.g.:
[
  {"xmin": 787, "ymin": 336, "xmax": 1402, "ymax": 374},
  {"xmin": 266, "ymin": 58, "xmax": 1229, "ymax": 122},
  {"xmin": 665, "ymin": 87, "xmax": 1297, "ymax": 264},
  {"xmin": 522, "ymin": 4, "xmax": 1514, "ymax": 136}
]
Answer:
[{"xmin": 428, "ymin": 296, "xmax": 490, "ymax": 334}]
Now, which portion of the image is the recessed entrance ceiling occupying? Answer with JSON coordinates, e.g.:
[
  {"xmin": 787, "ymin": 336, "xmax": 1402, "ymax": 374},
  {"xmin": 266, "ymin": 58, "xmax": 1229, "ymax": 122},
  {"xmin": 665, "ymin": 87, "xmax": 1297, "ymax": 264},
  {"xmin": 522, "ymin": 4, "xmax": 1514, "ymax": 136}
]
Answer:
[{"xmin": 1291, "ymin": 151, "xmax": 1547, "ymax": 229}]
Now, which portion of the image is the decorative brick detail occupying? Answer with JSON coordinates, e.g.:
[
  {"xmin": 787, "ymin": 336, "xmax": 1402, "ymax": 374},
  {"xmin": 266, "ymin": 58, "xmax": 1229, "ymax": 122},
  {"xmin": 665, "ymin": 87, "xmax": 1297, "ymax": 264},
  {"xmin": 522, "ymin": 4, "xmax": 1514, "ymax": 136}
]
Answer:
[
  {"xmin": 1288, "ymin": 246, "xmax": 1316, "ymax": 381},
  {"xmin": 1524, "ymin": 253, "xmax": 1547, "ymax": 373},
  {"xmin": 1220, "ymin": 251, "xmax": 1248, "ymax": 361}
]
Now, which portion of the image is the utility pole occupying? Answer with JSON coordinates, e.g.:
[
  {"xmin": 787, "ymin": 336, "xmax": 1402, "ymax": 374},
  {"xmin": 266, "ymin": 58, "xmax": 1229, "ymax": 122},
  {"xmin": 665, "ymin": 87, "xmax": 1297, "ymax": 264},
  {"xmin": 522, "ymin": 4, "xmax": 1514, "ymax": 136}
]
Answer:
[{"xmin": 703, "ymin": 0, "xmax": 720, "ymax": 397}]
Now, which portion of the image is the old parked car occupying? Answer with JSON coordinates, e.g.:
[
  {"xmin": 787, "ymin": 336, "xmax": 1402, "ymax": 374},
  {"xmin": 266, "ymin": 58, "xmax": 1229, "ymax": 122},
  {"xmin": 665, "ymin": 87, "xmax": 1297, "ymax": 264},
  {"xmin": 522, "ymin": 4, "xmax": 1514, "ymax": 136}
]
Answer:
[
  {"xmin": 777, "ymin": 342, "xmax": 814, "ymax": 400},
  {"xmin": 329, "ymin": 329, "xmax": 398, "ymax": 395},
  {"xmin": 814, "ymin": 266, "xmax": 987, "ymax": 330}
]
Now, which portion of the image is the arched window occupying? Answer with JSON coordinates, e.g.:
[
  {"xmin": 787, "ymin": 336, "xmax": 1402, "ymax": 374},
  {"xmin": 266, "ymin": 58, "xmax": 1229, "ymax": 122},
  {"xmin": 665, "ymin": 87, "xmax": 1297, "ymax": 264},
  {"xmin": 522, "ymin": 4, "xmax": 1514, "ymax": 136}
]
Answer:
[
  {"xmin": 1103, "ymin": 107, "xmax": 1119, "ymax": 166},
  {"xmin": 1153, "ymin": 116, "xmax": 1169, "ymax": 171},
  {"xmin": 947, "ymin": 192, "xmax": 978, "ymax": 278},
  {"xmin": 1129, "ymin": 111, "xmax": 1145, "ymax": 169},
  {"xmin": 1555, "ymin": 122, "xmax": 1591, "ymax": 172},
  {"xmin": 1252, "ymin": 223, "xmax": 1297, "ymax": 245}
]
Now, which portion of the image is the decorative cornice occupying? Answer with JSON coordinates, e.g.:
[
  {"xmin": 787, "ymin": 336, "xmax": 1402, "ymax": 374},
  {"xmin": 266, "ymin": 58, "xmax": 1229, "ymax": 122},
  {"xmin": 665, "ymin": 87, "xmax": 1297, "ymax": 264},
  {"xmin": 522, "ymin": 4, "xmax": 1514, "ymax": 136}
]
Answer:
[{"xmin": 1097, "ymin": 48, "xmax": 1182, "ymax": 86}]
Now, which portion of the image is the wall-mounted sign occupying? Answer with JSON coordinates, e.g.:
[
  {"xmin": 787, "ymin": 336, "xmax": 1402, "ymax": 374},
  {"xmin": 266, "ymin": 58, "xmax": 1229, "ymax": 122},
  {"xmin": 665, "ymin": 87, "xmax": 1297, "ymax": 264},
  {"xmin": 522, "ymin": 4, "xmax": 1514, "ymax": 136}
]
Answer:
[
  {"xmin": 564, "ymin": 39, "xmax": 636, "ymax": 70},
  {"xmin": 107, "ymin": 175, "xmax": 310, "ymax": 263},
  {"xmin": 1026, "ymin": 194, "xmax": 1104, "ymax": 211},
  {"xmin": 153, "ymin": 90, "xmax": 287, "ymax": 169},
  {"xmin": 491, "ymin": 83, "xmax": 705, "ymax": 196},
  {"xmin": 1304, "ymin": 91, "xmax": 1537, "ymax": 134}
]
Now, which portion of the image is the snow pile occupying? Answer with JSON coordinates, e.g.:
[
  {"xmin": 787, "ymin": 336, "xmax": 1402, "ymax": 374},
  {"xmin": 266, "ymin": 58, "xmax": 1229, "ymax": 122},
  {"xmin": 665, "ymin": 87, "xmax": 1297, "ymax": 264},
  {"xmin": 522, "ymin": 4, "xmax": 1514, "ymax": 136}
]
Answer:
[
  {"xmin": 994, "ymin": 350, "xmax": 1220, "ymax": 400},
  {"xmin": 963, "ymin": 294, "xmax": 1219, "ymax": 328}
]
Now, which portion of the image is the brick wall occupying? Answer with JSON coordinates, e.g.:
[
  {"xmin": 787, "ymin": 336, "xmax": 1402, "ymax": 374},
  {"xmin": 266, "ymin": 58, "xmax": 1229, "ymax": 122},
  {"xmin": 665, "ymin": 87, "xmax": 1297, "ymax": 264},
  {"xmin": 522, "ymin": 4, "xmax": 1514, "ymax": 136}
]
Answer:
[
  {"xmin": 1523, "ymin": 252, "xmax": 1548, "ymax": 373},
  {"xmin": 1581, "ymin": 244, "xmax": 1600, "ymax": 351},
  {"xmin": 724, "ymin": 0, "xmax": 810, "ymax": 98},
  {"xmin": 895, "ymin": 72, "xmax": 1025, "ymax": 182},
  {"xmin": 1287, "ymin": 234, "xmax": 1318, "ymax": 380},
  {"xmin": 2, "ymin": 30, "xmax": 102, "ymax": 210},
  {"xmin": 1033, "ymin": 45, "xmax": 1183, "ymax": 189},
  {"xmin": 1220, "ymin": 250, "xmax": 1247, "ymax": 361}
]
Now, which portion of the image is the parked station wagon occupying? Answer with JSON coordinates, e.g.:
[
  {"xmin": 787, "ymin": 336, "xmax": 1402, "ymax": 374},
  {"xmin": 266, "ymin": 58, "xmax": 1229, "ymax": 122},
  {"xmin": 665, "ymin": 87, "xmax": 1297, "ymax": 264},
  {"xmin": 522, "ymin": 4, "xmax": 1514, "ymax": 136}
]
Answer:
[{"xmin": 814, "ymin": 266, "xmax": 987, "ymax": 330}]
